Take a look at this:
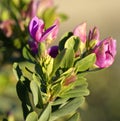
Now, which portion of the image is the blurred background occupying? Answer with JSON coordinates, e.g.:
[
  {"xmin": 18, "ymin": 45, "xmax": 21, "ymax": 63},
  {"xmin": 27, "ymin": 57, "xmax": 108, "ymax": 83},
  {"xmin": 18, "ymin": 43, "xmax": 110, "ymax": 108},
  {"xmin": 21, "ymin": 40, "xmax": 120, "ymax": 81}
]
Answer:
[{"xmin": 0, "ymin": 0, "xmax": 120, "ymax": 121}]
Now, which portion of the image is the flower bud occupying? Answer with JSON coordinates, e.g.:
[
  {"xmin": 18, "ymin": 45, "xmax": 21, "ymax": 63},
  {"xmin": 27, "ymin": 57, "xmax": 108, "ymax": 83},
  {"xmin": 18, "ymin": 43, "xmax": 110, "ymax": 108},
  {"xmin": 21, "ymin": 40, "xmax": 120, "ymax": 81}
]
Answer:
[
  {"xmin": 73, "ymin": 22, "xmax": 86, "ymax": 43},
  {"xmin": 88, "ymin": 27, "xmax": 100, "ymax": 41},
  {"xmin": 64, "ymin": 74, "xmax": 77, "ymax": 86},
  {"xmin": 47, "ymin": 46, "xmax": 58, "ymax": 58}
]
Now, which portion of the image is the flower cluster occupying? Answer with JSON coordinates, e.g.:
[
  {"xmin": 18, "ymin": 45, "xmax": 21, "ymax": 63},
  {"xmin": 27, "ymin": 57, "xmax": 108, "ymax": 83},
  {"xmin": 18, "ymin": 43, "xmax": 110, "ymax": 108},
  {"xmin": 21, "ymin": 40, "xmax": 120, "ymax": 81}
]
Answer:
[
  {"xmin": 73, "ymin": 23, "xmax": 116, "ymax": 68},
  {"xmin": 29, "ymin": 16, "xmax": 116, "ymax": 69}
]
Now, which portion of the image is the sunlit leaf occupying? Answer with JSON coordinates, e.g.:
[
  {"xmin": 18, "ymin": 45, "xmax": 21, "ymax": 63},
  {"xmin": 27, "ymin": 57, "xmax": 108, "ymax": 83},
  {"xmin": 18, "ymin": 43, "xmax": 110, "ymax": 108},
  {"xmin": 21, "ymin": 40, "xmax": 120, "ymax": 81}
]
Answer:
[
  {"xmin": 26, "ymin": 111, "xmax": 38, "ymax": 121},
  {"xmin": 50, "ymin": 97, "xmax": 84, "ymax": 121},
  {"xmin": 67, "ymin": 113, "xmax": 80, "ymax": 121},
  {"xmin": 38, "ymin": 103, "xmax": 51, "ymax": 121},
  {"xmin": 30, "ymin": 81, "xmax": 43, "ymax": 108},
  {"xmin": 75, "ymin": 53, "xmax": 96, "ymax": 72}
]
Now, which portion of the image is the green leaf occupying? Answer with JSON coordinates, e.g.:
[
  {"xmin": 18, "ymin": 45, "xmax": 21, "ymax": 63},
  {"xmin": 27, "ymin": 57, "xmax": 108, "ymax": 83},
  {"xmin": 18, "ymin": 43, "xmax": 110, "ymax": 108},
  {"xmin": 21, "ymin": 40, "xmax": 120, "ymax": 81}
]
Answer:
[
  {"xmin": 13, "ymin": 63, "xmax": 22, "ymax": 81},
  {"xmin": 32, "ymin": 73, "xmax": 41, "ymax": 86},
  {"xmin": 26, "ymin": 111, "xmax": 38, "ymax": 121},
  {"xmin": 43, "ymin": 7, "xmax": 57, "ymax": 28},
  {"xmin": 67, "ymin": 113, "xmax": 80, "ymax": 121},
  {"xmin": 22, "ymin": 103, "xmax": 32, "ymax": 119},
  {"xmin": 75, "ymin": 53, "xmax": 96, "ymax": 72},
  {"xmin": 50, "ymin": 49, "xmax": 66, "ymax": 77},
  {"xmin": 38, "ymin": 103, "xmax": 51, "ymax": 121},
  {"xmin": 35, "ymin": 63, "xmax": 45, "ymax": 83},
  {"xmin": 52, "ymin": 98, "xmax": 68, "ymax": 106},
  {"xmin": 30, "ymin": 81, "xmax": 43, "ymax": 108},
  {"xmin": 38, "ymin": 42, "xmax": 46, "ymax": 57},
  {"xmin": 51, "ymin": 83, "xmax": 62, "ymax": 97},
  {"xmin": 65, "ymin": 36, "xmax": 80, "ymax": 52},
  {"xmin": 60, "ymin": 49, "xmax": 74, "ymax": 68},
  {"xmin": 74, "ymin": 75, "xmax": 87, "ymax": 87},
  {"xmin": 22, "ymin": 46, "xmax": 35, "ymax": 63},
  {"xmin": 60, "ymin": 74, "xmax": 89, "ymax": 98},
  {"xmin": 60, "ymin": 87, "xmax": 89, "ymax": 98},
  {"xmin": 16, "ymin": 80, "xmax": 31, "ymax": 105},
  {"xmin": 50, "ymin": 97, "xmax": 84, "ymax": 121},
  {"xmin": 59, "ymin": 32, "xmax": 73, "ymax": 51}
]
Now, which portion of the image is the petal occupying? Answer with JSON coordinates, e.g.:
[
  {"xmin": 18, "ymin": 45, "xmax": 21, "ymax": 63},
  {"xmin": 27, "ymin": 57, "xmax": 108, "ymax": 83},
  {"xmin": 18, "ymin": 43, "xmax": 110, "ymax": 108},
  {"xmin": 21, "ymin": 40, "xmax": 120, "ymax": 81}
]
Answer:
[
  {"xmin": 94, "ymin": 38, "xmax": 116, "ymax": 68},
  {"xmin": 104, "ymin": 52, "xmax": 114, "ymax": 67},
  {"xmin": 94, "ymin": 46, "xmax": 106, "ymax": 68},
  {"xmin": 40, "ymin": 24, "xmax": 56, "ymax": 42},
  {"xmin": 102, "ymin": 37, "xmax": 117, "ymax": 57},
  {"xmin": 88, "ymin": 27, "xmax": 100, "ymax": 41},
  {"xmin": 73, "ymin": 22, "xmax": 86, "ymax": 43},
  {"xmin": 29, "ymin": 16, "xmax": 44, "ymax": 41},
  {"xmin": 47, "ymin": 19, "xmax": 60, "ymax": 40}
]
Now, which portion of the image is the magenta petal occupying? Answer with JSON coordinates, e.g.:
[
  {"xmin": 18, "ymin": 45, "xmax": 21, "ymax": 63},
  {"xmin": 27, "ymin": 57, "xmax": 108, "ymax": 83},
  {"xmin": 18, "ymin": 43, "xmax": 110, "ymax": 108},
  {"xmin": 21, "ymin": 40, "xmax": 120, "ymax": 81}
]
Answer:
[
  {"xmin": 93, "ymin": 37, "xmax": 116, "ymax": 68},
  {"xmin": 47, "ymin": 46, "xmax": 58, "ymax": 58},
  {"xmin": 73, "ymin": 22, "xmax": 86, "ymax": 43},
  {"xmin": 47, "ymin": 19, "xmax": 60, "ymax": 40},
  {"xmin": 40, "ymin": 25, "xmax": 56, "ymax": 42},
  {"xmin": 29, "ymin": 16, "xmax": 44, "ymax": 41}
]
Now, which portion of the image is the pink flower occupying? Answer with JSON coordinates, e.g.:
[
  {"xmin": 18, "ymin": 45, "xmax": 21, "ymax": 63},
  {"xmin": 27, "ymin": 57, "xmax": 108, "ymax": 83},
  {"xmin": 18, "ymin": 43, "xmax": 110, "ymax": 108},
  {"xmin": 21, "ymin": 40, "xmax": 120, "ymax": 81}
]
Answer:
[
  {"xmin": 73, "ymin": 22, "xmax": 86, "ymax": 43},
  {"xmin": 0, "ymin": 20, "xmax": 15, "ymax": 37},
  {"xmin": 93, "ymin": 37, "xmax": 116, "ymax": 68}
]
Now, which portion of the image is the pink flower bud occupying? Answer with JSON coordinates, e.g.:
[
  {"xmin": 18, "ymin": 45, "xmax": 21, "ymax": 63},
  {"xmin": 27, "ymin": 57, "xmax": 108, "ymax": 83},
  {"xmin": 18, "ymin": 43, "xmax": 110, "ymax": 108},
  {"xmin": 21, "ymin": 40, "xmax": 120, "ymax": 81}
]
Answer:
[
  {"xmin": 73, "ymin": 22, "xmax": 86, "ymax": 43},
  {"xmin": 64, "ymin": 74, "xmax": 77, "ymax": 86},
  {"xmin": 88, "ymin": 27, "xmax": 100, "ymax": 41},
  {"xmin": 93, "ymin": 37, "xmax": 116, "ymax": 68},
  {"xmin": 25, "ymin": 0, "xmax": 40, "ymax": 19}
]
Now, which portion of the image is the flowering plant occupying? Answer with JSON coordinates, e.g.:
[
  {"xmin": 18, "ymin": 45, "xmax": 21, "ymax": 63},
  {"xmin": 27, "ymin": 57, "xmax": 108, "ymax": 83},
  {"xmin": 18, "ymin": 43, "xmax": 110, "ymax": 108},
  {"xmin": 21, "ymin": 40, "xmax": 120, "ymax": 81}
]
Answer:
[
  {"xmin": 13, "ymin": 16, "xmax": 116, "ymax": 121},
  {"xmin": 0, "ymin": 0, "xmax": 67, "ymax": 65}
]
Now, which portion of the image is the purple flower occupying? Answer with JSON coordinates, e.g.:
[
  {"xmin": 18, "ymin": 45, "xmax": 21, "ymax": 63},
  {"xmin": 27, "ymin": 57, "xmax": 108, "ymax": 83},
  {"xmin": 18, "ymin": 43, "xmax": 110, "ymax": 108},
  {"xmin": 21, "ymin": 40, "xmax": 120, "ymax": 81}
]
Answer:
[
  {"xmin": 73, "ymin": 22, "xmax": 86, "ymax": 43},
  {"xmin": 28, "ymin": 16, "xmax": 59, "ymax": 54},
  {"xmin": 47, "ymin": 46, "xmax": 58, "ymax": 58},
  {"xmin": 29, "ymin": 16, "xmax": 58, "ymax": 42},
  {"xmin": 93, "ymin": 37, "xmax": 116, "ymax": 68}
]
